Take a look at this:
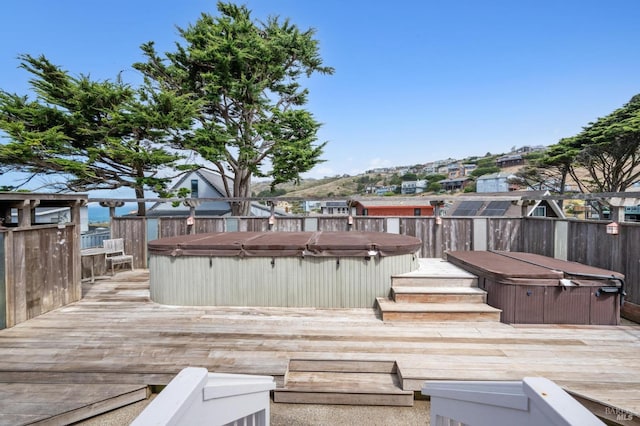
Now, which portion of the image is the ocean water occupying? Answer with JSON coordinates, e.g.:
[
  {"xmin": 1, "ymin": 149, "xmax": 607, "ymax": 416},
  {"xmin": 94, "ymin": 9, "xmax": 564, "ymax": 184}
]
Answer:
[{"xmin": 88, "ymin": 204, "xmax": 139, "ymax": 223}]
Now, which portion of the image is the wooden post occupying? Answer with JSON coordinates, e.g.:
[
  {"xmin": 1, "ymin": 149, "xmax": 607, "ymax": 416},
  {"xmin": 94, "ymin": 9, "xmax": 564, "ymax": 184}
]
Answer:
[
  {"xmin": 17, "ymin": 200, "xmax": 31, "ymax": 228},
  {"xmin": 70, "ymin": 200, "xmax": 86, "ymax": 302},
  {"xmin": 184, "ymin": 199, "xmax": 201, "ymax": 235},
  {"xmin": 99, "ymin": 201, "xmax": 125, "ymax": 238}
]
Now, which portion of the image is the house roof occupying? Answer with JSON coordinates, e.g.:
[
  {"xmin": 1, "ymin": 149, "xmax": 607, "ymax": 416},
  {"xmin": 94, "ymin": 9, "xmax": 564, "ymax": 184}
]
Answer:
[
  {"xmin": 444, "ymin": 191, "xmax": 565, "ymax": 218},
  {"xmin": 146, "ymin": 169, "xmax": 289, "ymax": 217},
  {"xmin": 439, "ymin": 177, "xmax": 471, "ymax": 184},
  {"xmin": 147, "ymin": 169, "xmax": 232, "ymax": 215},
  {"xmin": 351, "ymin": 199, "xmax": 435, "ymax": 208}
]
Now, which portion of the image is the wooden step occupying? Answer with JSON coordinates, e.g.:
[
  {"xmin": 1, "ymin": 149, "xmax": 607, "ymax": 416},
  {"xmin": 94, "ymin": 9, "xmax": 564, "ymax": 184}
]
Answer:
[
  {"xmin": 391, "ymin": 275, "xmax": 478, "ymax": 287},
  {"xmin": 391, "ymin": 286, "xmax": 487, "ymax": 303},
  {"xmin": 376, "ymin": 298, "xmax": 501, "ymax": 322},
  {"xmin": 288, "ymin": 359, "xmax": 397, "ymax": 374},
  {"xmin": 391, "ymin": 258, "xmax": 478, "ymax": 287},
  {"xmin": 274, "ymin": 359, "xmax": 413, "ymax": 407}
]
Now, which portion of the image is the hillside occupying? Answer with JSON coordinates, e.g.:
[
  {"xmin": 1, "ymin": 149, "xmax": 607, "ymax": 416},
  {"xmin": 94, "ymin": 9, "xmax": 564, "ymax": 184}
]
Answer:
[
  {"xmin": 252, "ymin": 174, "xmax": 382, "ymax": 198},
  {"xmin": 251, "ymin": 154, "xmax": 525, "ymax": 199}
]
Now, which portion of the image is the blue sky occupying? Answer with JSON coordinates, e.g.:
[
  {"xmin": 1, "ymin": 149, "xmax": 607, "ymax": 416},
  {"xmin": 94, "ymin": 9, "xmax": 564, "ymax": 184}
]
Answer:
[{"xmin": 1, "ymin": 0, "xmax": 639, "ymax": 194}]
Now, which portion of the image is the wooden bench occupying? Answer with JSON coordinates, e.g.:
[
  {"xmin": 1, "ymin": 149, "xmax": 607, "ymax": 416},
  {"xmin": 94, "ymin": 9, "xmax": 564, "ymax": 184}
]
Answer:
[{"xmin": 103, "ymin": 238, "xmax": 134, "ymax": 274}]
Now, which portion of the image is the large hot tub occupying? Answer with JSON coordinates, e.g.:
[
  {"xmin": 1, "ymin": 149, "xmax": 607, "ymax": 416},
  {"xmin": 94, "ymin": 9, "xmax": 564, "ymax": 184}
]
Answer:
[
  {"xmin": 446, "ymin": 251, "xmax": 624, "ymax": 325},
  {"xmin": 148, "ymin": 231, "xmax": 421, "ymax": 308}
]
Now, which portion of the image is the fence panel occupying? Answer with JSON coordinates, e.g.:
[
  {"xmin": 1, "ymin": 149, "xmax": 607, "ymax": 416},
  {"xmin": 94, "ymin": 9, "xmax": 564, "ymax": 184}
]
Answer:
[
  {"xmin": 194, "ymin": 218, "xmax": 226, "ymax": 234},
  {"xmin": 520, "ymin": 218, "xmax": 554, "ymax": 256},
  {"xmin": 488, "ymin": 218, "xmax": 524, "ymax": 252},
  {"xmin": 5, "ymin": 225, "xmax": 79, "ymax": 327},
  {"xmin": 441, "ymin": 218, "xmax": 473, "ymax": 255},
  {"xmin": 158, "ymin": 218, "xmax": 189, "ymax": 238},
  {"xmin": 566, "ymin": 220, "xmax": 640, "ymax": 305},
  {"xmin": 317, "ymin": 216, "xmax": 352, "ymax": 232},
  {"xmin": 354, "ymin": 217, "xmax": 386, "ymax": 232},
  {"xmin": 621, "ymin": 223, "xmax": 640, "ymax": 304},
  {"xmin": 269, "ymin": 217, "xmax": 304, "ymax": 232},
  {"xmin": 401, "ymin": 218, "xmax": 437, "ymax": 258},
  {"xmin": 111, "ymin": 217, "xmax": 147, "ymax": 269}
]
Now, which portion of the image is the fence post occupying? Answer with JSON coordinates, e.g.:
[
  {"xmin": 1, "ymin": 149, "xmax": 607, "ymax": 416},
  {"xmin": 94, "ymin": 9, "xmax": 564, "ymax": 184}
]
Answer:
[
  {"xmin": 473, "ymin": 218, "xmax": 487, "ymax": 251},
  {"xmin": 554, "ymin": 220, "xmax": 568, "ymax": 260}
]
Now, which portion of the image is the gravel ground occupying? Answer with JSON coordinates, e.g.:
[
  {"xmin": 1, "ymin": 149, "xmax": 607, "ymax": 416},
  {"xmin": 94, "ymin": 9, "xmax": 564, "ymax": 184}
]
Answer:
[
  {"xmin": 271, "ymin": 400, "xmax": 430, "ymax": 426},
  {"xmin": 76, "ymin": 396, "xmax": 431, "ymax": 425}
]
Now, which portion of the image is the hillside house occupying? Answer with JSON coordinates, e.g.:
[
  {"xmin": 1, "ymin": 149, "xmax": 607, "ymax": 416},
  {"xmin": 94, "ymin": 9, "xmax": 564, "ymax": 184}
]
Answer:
[
  {"xmin": 439, "ymin": 177, "xmax": 472, "ymax": 192},
  {"xmin": 447, "ymin": 163, "xmax": 461, "ymax": 179},
  {"xmin": 462, "ymin": 164, "xmax": 477, "ymax": 176},
  {"xmin": 147, "ymin": 170, "xmax": 280, "ymax": 217},
  {"xmin": 401, "ymin": 180, "xmax": 428, "ymax": 195},
  {"xmin": 319, "ymin": 200, "xmax": 352, "ymax": 215},
  {"xmin": 375, "ymin": 186, "xmax": 397, "ymax": 195},
  {"xmin": 476, "ymin": 172, "xmax": 518, "ymax": 193},
  {"xmin": 351, "ymin": 200, "xmax": 435, "ymax": 216},
  {"xmin": 496, "ymin": 154, "xmax": 524, "ymax": 168}
]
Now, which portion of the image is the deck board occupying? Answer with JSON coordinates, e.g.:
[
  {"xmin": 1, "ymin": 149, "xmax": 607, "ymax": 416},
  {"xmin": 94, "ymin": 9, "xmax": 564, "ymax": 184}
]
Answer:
[{"xmin": 0, "ymin": 269, "xmax": 638, "ymax": 423}]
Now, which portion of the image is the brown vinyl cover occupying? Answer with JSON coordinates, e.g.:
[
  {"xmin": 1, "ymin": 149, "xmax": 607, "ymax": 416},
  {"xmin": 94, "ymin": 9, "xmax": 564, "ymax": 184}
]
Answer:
[
  {"xmin": 446, "ymin": 250, "xmax": 624, "ymax": 286},
  {"xmin": 148, "ymin": 231, "xmax": 422, "ymax": 258},
  {"xmin": 493, "ymin": 251, "xmax": 624, "ymax": 280},
  {"xmin": 446, "ymin": 251, "xmax": 563, "ymax": 280}
]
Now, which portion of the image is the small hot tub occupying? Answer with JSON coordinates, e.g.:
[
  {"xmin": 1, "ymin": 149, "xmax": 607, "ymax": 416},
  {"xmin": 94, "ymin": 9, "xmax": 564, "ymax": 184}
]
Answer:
[
  {"xmin": 446, "ymin": 250, "xmax": 624, "ymax": 325},
  {"xmin": 148, "ymin": 231, "xmax": 421, "ymax": 308}
]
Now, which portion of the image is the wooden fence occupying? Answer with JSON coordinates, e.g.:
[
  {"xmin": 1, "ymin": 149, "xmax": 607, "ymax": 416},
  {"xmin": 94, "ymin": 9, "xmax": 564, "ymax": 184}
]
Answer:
[
  {"xmin": 111, "ymin": 215, "xmax": 640, "ymax": 306},
  {"xmin": 1, "ymin": 224, "xmax": 81, "ymax": 328}
]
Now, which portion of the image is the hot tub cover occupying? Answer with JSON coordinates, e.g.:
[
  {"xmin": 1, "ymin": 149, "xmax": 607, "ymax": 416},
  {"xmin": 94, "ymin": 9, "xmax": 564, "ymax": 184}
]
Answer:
[
  {"xmin": 446, "ymin": 250, "xmax": 624, "ymax": 286},
  {"xmin": 148, "ymin": 231, "xmax": 422, "ymax": 258}
]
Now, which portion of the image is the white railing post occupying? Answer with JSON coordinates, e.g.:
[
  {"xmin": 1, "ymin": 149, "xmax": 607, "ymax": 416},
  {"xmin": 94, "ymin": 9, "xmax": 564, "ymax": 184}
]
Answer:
[
  {"xmin": 132, "ymin": 368, "xmax": 275, "ymax": 426},
  {"xmin": 422, "ymin": 377, "xmax": 604, "ymax": 426}
]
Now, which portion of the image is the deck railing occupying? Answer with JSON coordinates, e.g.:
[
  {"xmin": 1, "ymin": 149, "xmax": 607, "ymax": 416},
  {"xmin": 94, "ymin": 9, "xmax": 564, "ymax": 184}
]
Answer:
[
  {"xmin": 131, "ymin": 367, "xmax": 275, "ymax": 426},
  {"xmin": 80, "ymin": 229, "xmax": 110, "ymax": 249},
  {"xmin": 422, "ymin": 377, "xmax": 605, "ymax": 426}
]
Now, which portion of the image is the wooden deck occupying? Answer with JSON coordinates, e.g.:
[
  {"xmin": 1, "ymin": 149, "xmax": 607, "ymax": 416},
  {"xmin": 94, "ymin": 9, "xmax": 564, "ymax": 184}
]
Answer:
[{"xmin": 0, "ymin": 269, "xmax": 639, "ymax": 424}]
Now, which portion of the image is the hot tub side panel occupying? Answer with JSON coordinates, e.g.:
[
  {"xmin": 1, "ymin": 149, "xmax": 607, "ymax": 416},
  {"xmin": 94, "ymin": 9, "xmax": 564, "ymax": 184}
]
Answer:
[
  {"xmin": 447, "ymin": 251, "xmax": 620, "ymax": 325},
  {"xmin": 149, "ymin": 254, "xmax": 418, "ymax": 308}
]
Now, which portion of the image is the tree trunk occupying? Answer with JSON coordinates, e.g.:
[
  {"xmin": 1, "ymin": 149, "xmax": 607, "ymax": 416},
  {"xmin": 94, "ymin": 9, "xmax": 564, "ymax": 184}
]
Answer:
[
  {"xmin": 135, "ymin": 186, "xmax": 146, "ymax": 216},
  {"xmin": 231, "ymin": 168, "xmax": 252, "ymax": 216}
]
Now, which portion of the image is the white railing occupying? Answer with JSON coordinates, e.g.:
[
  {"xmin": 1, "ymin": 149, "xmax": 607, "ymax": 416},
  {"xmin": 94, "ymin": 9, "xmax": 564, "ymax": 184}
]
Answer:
[
  {"xmin": 81, "ymin": 229, "xmax": 110, "ymax": 249},
  {"xmin": 132, "ymin": 368, "xmax": 275, "ymax": 426},
  {"xmin": 422, "ymin": 377, "xmax": 604, "ymax": 426}
]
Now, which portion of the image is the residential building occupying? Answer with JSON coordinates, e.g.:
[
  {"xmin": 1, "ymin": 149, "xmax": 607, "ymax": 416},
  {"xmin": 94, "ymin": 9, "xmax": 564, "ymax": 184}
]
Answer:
[
  {"xmin": 496, "ymin": 154, "xmax": 524, "ymax": 168},
  {"xmin": 476, "ymin": 172, "xmax": 517, "ymax": 193},
  {"xmin": 439, "ymin": 177, "xmax": 472, "ymax": 192},
  {"xmin": 462, "ymin": 164, "xmax": 477, "ymax": 176},
  {"xmin": 401, "ymin": 180, "xmax": 428, "ymax": 195},
  {"xmin": 147, "ymin": 169, "xmax": 282, "ymax": 217},
  {"xmin": 319, "ymin": 200, "xmax": 352, "ymax": 215},
  {"xmin": 10, "ymin": 206, "xmax": 89, "ymax": 233},
  {"xmin": 351, "ymin": 200, "xmax": 435, "ymax": 216}
]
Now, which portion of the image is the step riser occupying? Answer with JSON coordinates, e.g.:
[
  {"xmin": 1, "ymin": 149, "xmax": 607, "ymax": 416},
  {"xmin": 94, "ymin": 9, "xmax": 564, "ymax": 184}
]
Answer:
[
  {"xmin": 381, "ymin": 312, "xmax": 501, "ymax": 322},
  {"xmin": 288, "ymin": 360, "xmax": 397, "ymax": 374},
  {"xmin": 273, "ymin": 391, "xmax": 414, "ymax": 406},
  {"xmin": 391, "ymin": 277, "xmax": 477, "ymax": 287},
  {"xmin": 393, "ymin": 293, "xmax": 486, "ymax": 304}
]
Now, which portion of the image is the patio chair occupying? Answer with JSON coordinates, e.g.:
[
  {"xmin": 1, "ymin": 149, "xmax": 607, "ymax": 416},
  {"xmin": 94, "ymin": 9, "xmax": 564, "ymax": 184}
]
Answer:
[{"xmin": 103, "ymin": 238, "xmax": 134, "ymax": 275}]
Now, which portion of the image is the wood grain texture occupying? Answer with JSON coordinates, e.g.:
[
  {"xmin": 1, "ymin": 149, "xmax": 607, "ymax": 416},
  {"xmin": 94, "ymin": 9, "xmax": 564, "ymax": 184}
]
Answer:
[{"xmin": 0, "ymin": 270, "xmax": 638, "ymax": 423}]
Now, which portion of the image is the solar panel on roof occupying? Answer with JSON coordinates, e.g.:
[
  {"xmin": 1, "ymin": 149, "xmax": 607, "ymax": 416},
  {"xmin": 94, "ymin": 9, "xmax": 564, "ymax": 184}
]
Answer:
[
  {"xmin": 452, "ymin": 201, "xmax": 484, "ymax": 216},
  {"xmin": 481, "ymin": 200, "xmax": 512, "ymax": 216}
]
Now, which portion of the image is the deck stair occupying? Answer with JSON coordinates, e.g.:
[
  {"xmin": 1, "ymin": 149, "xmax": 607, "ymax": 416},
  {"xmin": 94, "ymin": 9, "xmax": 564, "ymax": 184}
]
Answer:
[
  {"xmin": 376, "ymin": 258, "xmax": 501, "ymax": 322},
  {"xmin": 273, "ymin": 359, "xmax": 414, "ymax": 406}
]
